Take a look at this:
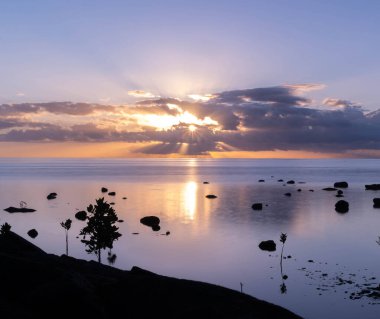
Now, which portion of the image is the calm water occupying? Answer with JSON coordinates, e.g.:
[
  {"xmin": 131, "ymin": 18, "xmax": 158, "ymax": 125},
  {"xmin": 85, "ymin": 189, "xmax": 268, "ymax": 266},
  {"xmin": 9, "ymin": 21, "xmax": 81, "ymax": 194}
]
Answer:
[{"xmin": 1, "ymin": 158, "xmax": 380, "ymax": 318}]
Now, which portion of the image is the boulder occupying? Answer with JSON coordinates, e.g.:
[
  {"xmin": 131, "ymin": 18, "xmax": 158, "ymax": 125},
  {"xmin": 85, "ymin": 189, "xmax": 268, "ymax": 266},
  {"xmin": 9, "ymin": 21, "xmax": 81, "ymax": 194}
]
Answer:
[
  {"xmin": 206, "ymin": 194, "xmax": 217, "ymax": 199},
  {"xmin": 27, "ymin": 229, "xmax": 38, "ymax": 239},
  {"xmin": 47, "ymin": 193, "xmax": 57, "ymax": 200},
  {"xmin": 365, "ymin": 184, "xmax": 380, "ymax": 190},
  {"xmin": 4, "ymin": 207, "xmax": 36, "ymax": 213},
  {"xmin": 258, "ymin": 240, "xmax": 276, "ymax": 252},
  {"xmin": 334, "ymin": 181, "xmax": 348, "ymax": 188},
  {"xmin": 373, "ymin": 198, "xmax": 380, "ymax": 208},
  {"xmin": 335, "ymin": 200, "xmax": 349, "ymax": 213},
  {"xmin": 75, "ymin": 211, "xmax": 87, "ymax": 221},
  {"xmin": 101, "ymin": 187, "xmax": 108, "ymax": 193},
  {"xmin": 251, "ymin": 203, "xmax": 263, "ymax": 210}
]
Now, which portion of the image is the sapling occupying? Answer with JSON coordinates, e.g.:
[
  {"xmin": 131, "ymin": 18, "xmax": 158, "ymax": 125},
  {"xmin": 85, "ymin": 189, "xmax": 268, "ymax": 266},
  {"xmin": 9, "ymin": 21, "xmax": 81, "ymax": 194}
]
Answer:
[{"xmin": 60, "ymin": 219, "xmax": 72, "ymax": 255}]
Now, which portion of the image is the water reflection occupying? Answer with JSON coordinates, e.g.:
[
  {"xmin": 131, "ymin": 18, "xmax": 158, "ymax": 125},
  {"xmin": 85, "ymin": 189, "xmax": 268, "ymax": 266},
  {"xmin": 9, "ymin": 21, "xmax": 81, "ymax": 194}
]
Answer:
[{"xmin": 183, "ymin": 181, "xmax": 197, "ymax": 220}]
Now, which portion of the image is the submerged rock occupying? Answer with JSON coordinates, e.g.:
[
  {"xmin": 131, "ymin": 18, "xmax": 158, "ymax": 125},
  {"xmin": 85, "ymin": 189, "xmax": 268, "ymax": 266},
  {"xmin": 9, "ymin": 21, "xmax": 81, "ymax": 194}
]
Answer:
[
  {"xmin": 206, "ymin": 194, "xmax": 217, "ymax": 199},
  {"xmin": 335, "ymin": 200, "xmax": 349, "ymax": 213},
  {"xmin": 27, "ymin": 229, "xmax": 38, "ymax": 239},
  {"xmin": 334, "ymin": 181, "xmax": 348, "ymax": 188},
  {"xmin": 251, "ymin": 203, "xmax": 263, "ymax": 210},
  {"xmin": 373, "ymin": 198, "xmax": 380, "ymax": 208},
  {"xmin": 75, "ymin": 210, "xmax": 87, "ymax": 221},
  {"xmin": 4, "ymin": 207, "xmax": 36, "ymax": 213},
  {"xmin": 259, "ymin": 240, "xmax": 276, "ymax": 252},
  {"xmin": 101, "ymin": 187, "xmax": 108, "ymax": 193}
]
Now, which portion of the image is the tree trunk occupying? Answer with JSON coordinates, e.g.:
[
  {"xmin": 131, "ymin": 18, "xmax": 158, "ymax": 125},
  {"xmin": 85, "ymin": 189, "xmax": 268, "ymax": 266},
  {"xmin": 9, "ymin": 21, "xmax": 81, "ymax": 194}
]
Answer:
[{"xmin": 65, "ymin": 231, "xmax": 68, "ymax": 255}]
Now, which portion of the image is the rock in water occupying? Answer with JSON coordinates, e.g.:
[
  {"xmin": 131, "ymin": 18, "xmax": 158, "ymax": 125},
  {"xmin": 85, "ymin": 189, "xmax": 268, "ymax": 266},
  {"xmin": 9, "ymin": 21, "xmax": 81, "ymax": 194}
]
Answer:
[
  {"xmin": 335, "ymin": 200, "xmax": 349, "ymax": 213},
  {"xmin": 286, "ymin": 180, "xmax": 295, "ymax": 184},
  {"xmin": 4, "ymin": 207, "xmax": 36, "ymax": 213},
  {"xmin": 205, "ymin": 194, "xmax": 217, "ymax": 199},
  {"xmin": 323, "ymin": 187, "xmax": 337, "ymax": 191},
  {"xmin": 258, "ymin": 240, "xmax": 276, "ymax": 252},
  {"xmin": 75, "ymin": 210, "xmax": 87, "ymax": 221},
  {"xmin": 101, "ymin": 187, "xmax": 108, "ymax": 193},
  {"xmin": 47, "ymin": 193, "xmax": 57, "ymax": 200},
  {"xmin": 27, "ymin": 229, "xmax": 38, "ymax": 239},
  {"xmin": 334, "ymin": 181, "xmax": 348, "ymax": 188},
  {"xmin": 108, "ymin": 191, "xmax": 116, "ymax": 196},
  {"xmin": 251, "ymin": 203, "xmax": 263, "ymax": 210},
  {"xmin": 140, "ymin": 216, "xmax": 160, "ymax": 231},
  {"xmin": 373, "ymin": 198, "xmax": 380, "ymax": 208},
  {"xmin": 365, "ymin": 184, "xmax": 380, "ymax": 190}
]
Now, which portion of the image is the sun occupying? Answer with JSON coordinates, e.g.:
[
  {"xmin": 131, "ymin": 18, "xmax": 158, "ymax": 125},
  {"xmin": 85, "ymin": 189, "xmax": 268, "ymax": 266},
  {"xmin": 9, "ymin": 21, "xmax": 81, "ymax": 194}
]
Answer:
[{"xmin": 188, "ymin": 125, "xmax": 197, "ymax": 132}]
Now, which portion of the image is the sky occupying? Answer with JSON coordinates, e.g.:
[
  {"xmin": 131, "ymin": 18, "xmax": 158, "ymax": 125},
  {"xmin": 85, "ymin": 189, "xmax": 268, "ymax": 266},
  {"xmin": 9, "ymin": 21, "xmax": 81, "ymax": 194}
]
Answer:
[{"xmin": 0, "ymin": 0, "xmax": 380, "ymax": 158}]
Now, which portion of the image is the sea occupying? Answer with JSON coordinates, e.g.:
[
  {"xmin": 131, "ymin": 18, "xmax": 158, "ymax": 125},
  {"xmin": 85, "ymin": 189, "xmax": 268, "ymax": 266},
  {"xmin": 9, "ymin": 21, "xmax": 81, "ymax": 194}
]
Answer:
[{"xmin": 0, "ymin": 158, "xmax": 380, "ymax": 319}]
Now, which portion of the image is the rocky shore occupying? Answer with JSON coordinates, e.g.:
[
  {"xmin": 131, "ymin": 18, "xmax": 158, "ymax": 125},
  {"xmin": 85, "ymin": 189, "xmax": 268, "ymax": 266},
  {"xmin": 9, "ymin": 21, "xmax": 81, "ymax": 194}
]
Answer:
[{"xmin": 0, "ymin": 231, "xmax": 301, "ymax": 319}]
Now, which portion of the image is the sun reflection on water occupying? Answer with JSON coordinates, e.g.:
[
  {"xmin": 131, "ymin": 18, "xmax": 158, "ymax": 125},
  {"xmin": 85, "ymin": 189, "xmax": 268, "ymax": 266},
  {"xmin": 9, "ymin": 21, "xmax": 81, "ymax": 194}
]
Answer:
[{"xmin": 184, "ymin": 181, "xmax": 197, "ymax": 220}]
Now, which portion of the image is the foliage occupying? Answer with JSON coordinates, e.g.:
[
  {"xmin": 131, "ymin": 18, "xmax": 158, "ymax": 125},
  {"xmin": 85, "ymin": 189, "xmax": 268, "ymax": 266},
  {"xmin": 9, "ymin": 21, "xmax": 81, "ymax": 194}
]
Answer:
[
  {"xmin": 60, "ymin": 218, "xmax": 72, "ymax": 255},
  {"xmin": 0, "ymin": 222, "xmax": 11, "ymax": 235},
  {"xmin": 79, "ymin": 198, "xmax": 122, "ymax": 263}
]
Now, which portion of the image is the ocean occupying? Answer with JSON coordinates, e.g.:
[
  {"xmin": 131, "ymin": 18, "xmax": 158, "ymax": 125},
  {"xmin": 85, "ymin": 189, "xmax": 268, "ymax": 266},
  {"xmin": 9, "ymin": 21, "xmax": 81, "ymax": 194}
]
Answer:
[{"xmin": 0, "ymin": 158, "xmax": 379, "ymax": 318}]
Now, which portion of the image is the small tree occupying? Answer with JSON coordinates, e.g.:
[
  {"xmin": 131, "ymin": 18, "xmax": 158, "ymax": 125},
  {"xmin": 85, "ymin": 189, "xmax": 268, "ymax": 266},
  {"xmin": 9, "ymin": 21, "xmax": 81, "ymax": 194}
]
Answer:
[
  {"xmin": 79, "ymin": 197, "xmax": 122, "ymax": 263},
  {"xmin": 0, "ymin": 222, "xmax": 11, "ymax": 235},
  {"xmin": 60, "ymin": 219, "xmax": 72, "ymax": 255}
]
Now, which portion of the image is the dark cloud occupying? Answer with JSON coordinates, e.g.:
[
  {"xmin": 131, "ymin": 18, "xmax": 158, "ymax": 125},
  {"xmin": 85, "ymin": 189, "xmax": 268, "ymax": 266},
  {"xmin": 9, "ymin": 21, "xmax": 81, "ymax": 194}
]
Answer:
[{"xmin": 1, "ymin": 85, "xmax": 380, "ymax": 155}]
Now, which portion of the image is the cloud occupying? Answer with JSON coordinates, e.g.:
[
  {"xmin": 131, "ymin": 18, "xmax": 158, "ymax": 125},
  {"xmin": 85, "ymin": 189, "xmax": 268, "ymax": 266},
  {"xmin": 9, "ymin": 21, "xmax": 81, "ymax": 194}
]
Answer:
[
  {"xmin": 127, "ymin": 90, "xmax": 158, "ymax": 98},
  {"xmin": 1, "ymin": 84, "xmax": 380, "ymax": 155}
]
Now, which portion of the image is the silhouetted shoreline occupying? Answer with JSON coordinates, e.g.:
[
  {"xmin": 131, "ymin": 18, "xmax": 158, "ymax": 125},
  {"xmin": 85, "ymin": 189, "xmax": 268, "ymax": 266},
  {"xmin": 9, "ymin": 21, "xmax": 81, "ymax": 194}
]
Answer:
[{"xmin": 0, "ymin": 231, "xmax": 301, "ymax": 319}]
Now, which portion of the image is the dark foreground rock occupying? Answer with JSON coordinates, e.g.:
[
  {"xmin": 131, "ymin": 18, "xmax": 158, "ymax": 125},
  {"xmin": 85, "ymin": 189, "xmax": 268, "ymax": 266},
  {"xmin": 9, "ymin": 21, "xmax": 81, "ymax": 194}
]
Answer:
[
  {"xmin": 0, "ymin": 232, "xmax": 301, "ymax": 319},
  {"xmin": 373, "ymin": 198, "xmax": 380, "ymax": 208},
  {"xmin": 47, "ymin": 192, "xmax": 57, "ymax": 200},
  {"xmin": 4, "ymin": 206, "xmax": 36, "ymax": 213}
]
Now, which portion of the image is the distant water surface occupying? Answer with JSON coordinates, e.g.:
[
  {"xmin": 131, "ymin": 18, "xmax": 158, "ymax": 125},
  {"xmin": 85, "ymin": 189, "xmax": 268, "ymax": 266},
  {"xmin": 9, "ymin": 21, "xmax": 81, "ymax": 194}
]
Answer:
[{"xmin": 0, "ymin": 158, "xmax": 380, "ymax": 319}]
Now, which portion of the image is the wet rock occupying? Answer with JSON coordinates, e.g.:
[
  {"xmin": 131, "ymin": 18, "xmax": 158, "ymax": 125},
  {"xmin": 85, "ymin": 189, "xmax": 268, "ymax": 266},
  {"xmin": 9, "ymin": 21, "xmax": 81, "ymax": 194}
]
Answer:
[
  {"xmin": 27, "ymin": 229, "xmax": 38, "ymax": 239},
  {"xmin": 258, "ymin": 240, "xmax": 276, "ymax": 252},
  {"xmin": 365, "ymin": 184, "xmax": 380, "ymax": 190},
  {"xmin": 297, "ymin": 189, "xmax": 302, "ymax": 192},
  {"xmin": 278, "ymin": 179, "xmax": 284, "ymax": 182},
  {"xmin": 251, "ymin": 203, "xmax": 263, "ymax": 210},
  {"xmin": 203, "ymin": 181, "xmax": 209, "ymax": 184},
  {"xmin": 335, "ymin": 200, "xmax": 349, "ymax": 213},
  {"xmin": 286, "ymin": 180, "xmax": 295, "ymax": 184},
  {"xmin": 258, "ymin": 179, "xmax": 265, "ymax": 183},
  {"xmin": 108, "ymin": 192, "xmax": 116, "ymax": 196},
  {"xmin": 140, "ymin": 216, "xmax": 160, "ymax": 231},
  {"xmin": 47, "ymin": 193, "xmax": 57, "ymax": 200},
  {"xmin": 373, "ymin": 198, "xmax": 380, "ymax": 208},
  {"xmin": 4, "ymin": 207, "xmax": 36, "ymax": 213},
  {"xmin": 206, "ymin": 194, "xmax": 217, "ymax": 199},
  {"xmin": 337, "ymin": 190, "xmax": 343, "ymax": 195},
  {"xmin": 284, "ymin": 193, "xmax": 292, "ymax": 197},
  {"xmin": 75, "ymin": 211, "xmax": 87, "ymax": 221},
  {"xmin": 323, "ymin": 187, "xmax": 337, "ymax": 191},
  {"xmin": 334, "ymin": 181, "xmax": 348, "ymax": 188},
  {"xmin": 101, "ymin": 187, "xmax": 108, "ymax": 193}
]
